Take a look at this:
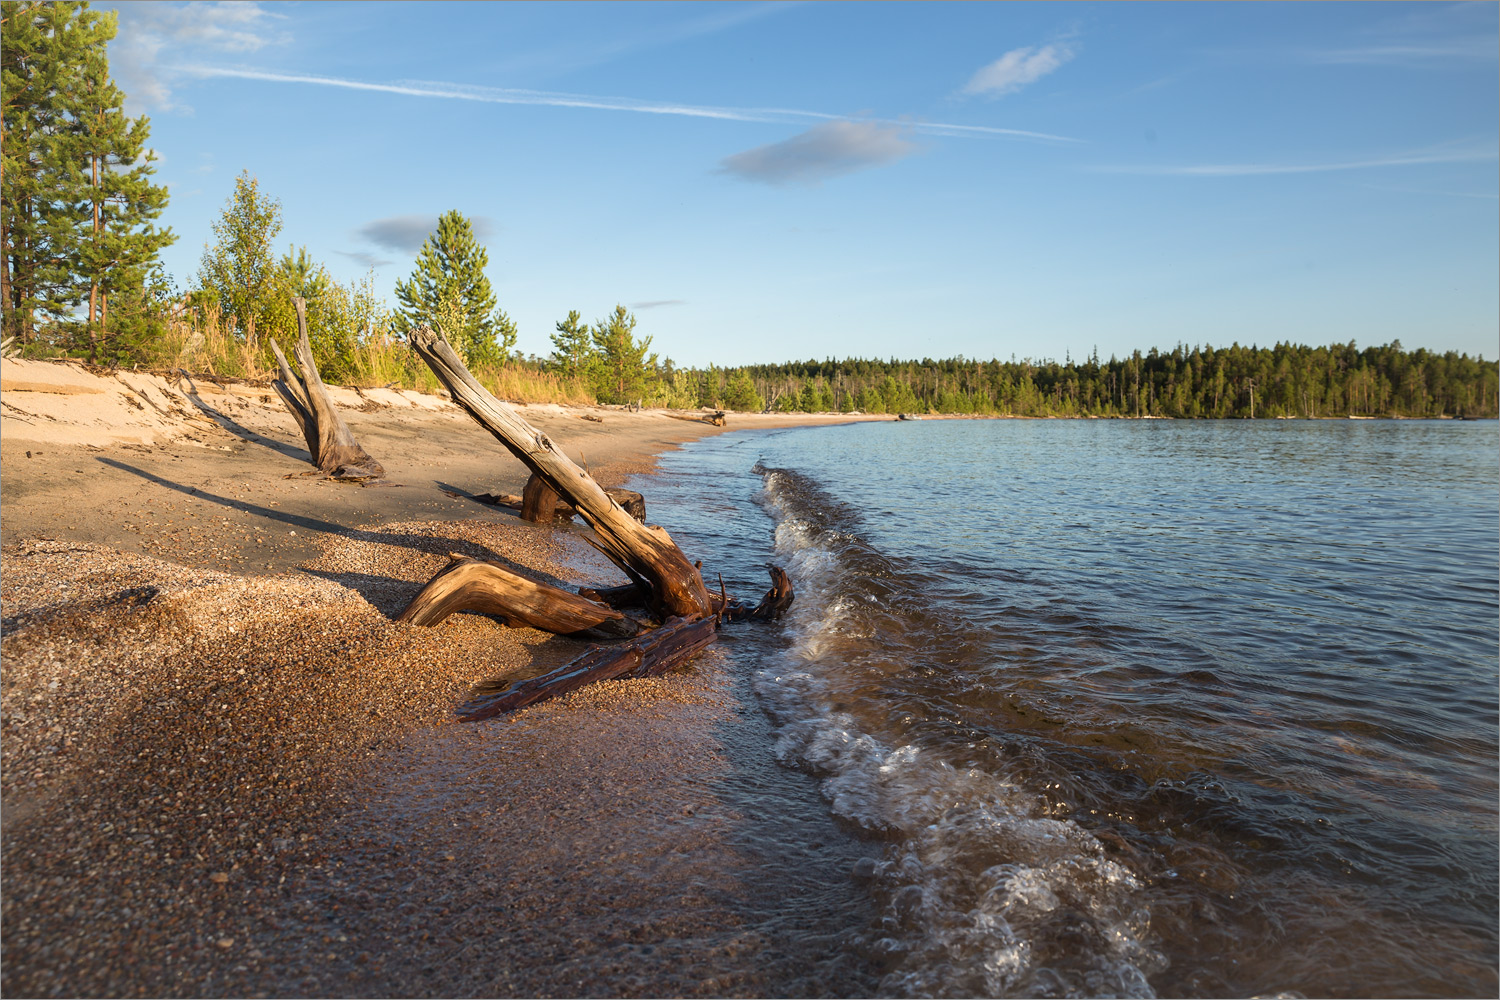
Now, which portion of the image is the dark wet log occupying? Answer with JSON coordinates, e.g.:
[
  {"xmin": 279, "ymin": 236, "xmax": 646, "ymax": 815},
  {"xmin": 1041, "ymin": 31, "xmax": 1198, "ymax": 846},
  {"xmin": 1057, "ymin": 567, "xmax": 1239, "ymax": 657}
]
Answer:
[
  {"xmin": 579, "ymin": 582, "xmax": 649, "ymax": 610},
  {"xmin": 409, "ymin": 325, "xmax": 710, "ymax": 619},
  {"xmin": 457, "ymin": 616, "xmax": 719, "ymax": 720},
  {"xmin": 470, "ymin": 483, "xmax": 646, "ymax": 524},
  {"xmin": 520, "ymin": 471, "xmax": 560, "ymax": 524},
  {"xmin": 398, "ymin": 553, "xmax": 629, "ymax": 633},
  {"xmin": 716, "ymin": 565, "xmax": 795, "ymax": 622},
  {"xmin": 270, "ymin": 298, "xmax": 385, "ymax": 481}
]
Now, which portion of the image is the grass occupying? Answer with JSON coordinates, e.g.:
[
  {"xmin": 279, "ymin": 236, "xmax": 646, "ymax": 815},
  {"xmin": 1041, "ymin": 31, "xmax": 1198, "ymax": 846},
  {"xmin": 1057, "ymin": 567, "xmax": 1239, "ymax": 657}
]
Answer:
[{"xmin": 103, "ymin": 311, "xmax": 599, "ymax": 405}]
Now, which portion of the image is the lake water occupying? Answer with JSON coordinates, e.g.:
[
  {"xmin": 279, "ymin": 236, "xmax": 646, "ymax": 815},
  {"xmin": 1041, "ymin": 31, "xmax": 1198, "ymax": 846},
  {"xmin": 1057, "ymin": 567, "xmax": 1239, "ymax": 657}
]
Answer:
[{"xmin": 638, "ymin": 418, "xmax": 1499, "ymax": 998}]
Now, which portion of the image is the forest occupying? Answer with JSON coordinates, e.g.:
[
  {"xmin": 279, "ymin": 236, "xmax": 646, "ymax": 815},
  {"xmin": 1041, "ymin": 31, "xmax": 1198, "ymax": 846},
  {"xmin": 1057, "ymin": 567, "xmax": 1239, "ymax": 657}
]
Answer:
[{"xmin": 5, "ymin": 1, "xmax": 1496, "ymax": 421}]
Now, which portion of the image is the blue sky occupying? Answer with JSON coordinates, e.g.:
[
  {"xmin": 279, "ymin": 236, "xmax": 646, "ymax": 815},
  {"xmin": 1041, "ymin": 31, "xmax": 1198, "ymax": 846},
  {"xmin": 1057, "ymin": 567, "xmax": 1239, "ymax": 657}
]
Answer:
[{"xmin": 101, "ymin": 1, "xmax": 1498, "ymax": 367}]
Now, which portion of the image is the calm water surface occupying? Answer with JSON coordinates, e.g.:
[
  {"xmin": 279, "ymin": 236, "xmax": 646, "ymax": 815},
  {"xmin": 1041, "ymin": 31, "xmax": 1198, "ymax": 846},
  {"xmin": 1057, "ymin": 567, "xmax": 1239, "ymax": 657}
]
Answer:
[{"xmin": 638, "ymin": 418, "xmax": 1499, "ymax": 998}]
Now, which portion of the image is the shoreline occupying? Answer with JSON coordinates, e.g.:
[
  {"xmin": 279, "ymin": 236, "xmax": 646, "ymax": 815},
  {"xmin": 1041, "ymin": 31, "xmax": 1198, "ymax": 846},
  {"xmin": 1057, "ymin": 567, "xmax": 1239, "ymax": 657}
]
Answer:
[{"xmin": 0, "ymin": 358, "xmax": 883, "ymax": 997}]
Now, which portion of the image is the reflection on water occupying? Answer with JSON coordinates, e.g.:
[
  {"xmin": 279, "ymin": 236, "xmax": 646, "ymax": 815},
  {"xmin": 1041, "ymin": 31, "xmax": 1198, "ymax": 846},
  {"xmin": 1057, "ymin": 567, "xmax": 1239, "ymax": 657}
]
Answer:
[{"xmin": 645, "ymin": 419, "xmax": 1499, "ymax": 999}]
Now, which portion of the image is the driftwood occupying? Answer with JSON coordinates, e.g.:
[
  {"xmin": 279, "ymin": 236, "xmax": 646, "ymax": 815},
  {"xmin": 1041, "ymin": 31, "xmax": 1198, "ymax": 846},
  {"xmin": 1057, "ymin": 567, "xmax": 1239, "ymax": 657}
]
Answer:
[
  {"xmin": 397, "ymin": 554, "xmax": 639, "ymax": 636},
  {"xmin": 397, "ymin": 324, "xmax": 793, "ymax": 717},
  {"xmin": 666, "ymin": 410, "xmax": 726, "ymax": 427},
  {"xmin": 270, "ymin": 298, "xmax": 385, "ymax": 481},
  {"xmin": 518, "ymin": 472, "xmax": 645, "ymax": 525},
  {"xmin": 716, "ymin": 565, "xmax": 795, "ymax": 622},
  {"xmin": 457, "ymin": 616, "xmax": 719, "ymax": 721},
  {"xmin": 409, "ymin": 324, "xmax": 711, "ymax": 619}
]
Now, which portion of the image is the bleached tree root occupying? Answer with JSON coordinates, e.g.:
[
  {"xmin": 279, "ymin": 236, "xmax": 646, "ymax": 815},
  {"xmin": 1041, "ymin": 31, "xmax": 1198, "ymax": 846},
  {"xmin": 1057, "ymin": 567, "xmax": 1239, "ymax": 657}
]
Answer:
[{"xmin": 269, "ymin": 297, "xmax": 385, "ymax": 481}]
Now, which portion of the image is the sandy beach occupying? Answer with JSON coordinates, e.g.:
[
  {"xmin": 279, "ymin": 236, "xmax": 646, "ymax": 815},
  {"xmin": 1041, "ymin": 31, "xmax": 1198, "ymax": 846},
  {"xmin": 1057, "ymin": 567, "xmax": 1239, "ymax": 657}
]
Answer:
[{"xmin": 1, "ymin": 358, "xmax": 887, "ymax": 998}]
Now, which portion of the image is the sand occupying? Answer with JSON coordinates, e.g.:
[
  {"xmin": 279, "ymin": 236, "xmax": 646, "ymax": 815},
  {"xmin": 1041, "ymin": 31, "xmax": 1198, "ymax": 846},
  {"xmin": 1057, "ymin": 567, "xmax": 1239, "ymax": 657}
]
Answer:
[{"xmin": 0, "ymin": 358, "xmax": 887, "ymax": 998}]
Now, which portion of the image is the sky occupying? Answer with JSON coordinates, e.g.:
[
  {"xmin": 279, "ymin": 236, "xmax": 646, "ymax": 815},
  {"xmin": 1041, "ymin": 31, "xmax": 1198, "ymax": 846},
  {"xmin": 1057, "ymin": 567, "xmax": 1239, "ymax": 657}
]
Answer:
[{"xmin": 97, "ymin": 1, "xmax": 1498, "ymax": 367}]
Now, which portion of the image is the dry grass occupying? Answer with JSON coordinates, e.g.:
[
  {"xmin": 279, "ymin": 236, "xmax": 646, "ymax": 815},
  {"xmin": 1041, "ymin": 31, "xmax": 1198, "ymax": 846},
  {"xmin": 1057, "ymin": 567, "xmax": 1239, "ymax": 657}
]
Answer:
[{"xmin": 142, "ymin": 309, "xmax": 594, "ymax": 404}]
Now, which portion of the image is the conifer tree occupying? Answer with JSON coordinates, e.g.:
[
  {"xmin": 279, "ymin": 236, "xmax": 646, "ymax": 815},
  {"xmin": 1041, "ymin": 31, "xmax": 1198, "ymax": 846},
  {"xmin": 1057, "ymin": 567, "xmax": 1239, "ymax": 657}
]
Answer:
[
  {"xmin": 548, "ymin": 309, "xmax": 592, "ymax": 378},
  {"xmin": 723, "ymin": 367, "xmax": 764, "ymax": 412},
  {"xmin": 2, "ymin": 0, "xmax": 173, "ymax": 349},
  {"xmin": 197, "ymin": 171, "xmax": 281, "ymax": 346},
  {"xmin": 590, "ymin": 304, "xmax": 655, "ymax": 404},
  {"xmin": 391, "ymin": 210, "xmax": 515, "ymax": 367},
  {"xmin": 70, "ymin": 10, "xmax": 173, "ymax": 360}
]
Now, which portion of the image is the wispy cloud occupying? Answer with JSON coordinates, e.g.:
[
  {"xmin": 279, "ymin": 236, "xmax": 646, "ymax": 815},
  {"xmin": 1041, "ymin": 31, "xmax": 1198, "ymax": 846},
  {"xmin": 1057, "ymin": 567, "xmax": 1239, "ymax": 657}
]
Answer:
[
  {"xmin": 358, "ymin": 214, "xmax": 497, "ymax": 253},
  {"xmin": 1297, "ymin": 1, "xmax": 1497, "ymax": 66},
  {"xmin": 175, "ymin": 67, "xmax": 1081, "ymax": 143},
  {"xmin": 336, "ymin": 250, "xmax": 395, "ymax": 269},
  {"xmin": 1093, "ymin": 144, "xmax": 1498, "ymax": 177},
  {"xmin": 962, "ymin": 44, "xmax": 1074, "ymax": 98},
  {"xmin": 486, "ymin": 2, "xmax": 794, "ymax": 79},
  {"xmin": 1358, "ymin": 182, "xmax": 1500, "ymax": 201},
  {"xmin": 630, "ymin": 299, "xmax": 687, "ymax": 310},
  {"xmin": 1299, "ymin": 39, "xmax": 1498, "ymax": 66},
  {"xmin": 109, "ymin": 1, "xmax": 290, "ymax": 112},
  {"xmin": 720, "ymin": 121, "xmax": 916, "ymax": 185}
]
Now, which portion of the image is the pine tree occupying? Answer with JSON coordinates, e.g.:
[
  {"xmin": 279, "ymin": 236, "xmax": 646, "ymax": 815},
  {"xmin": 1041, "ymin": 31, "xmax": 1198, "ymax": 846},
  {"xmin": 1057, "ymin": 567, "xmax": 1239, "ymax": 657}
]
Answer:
[
  {"xmin": 197, "ymin": 171, "xmax": 281, "ymax": 345},
  {"xmin": 590, "ymin": 304, "xmax": 654, "ymax": 404},
  {"xmin": 548, "ymin": 309, "xmax": 592, "ymax": 378},
  {"xmin": 391, "ymin": 210, "xmax": 514, "ymax": 367},
  {"xmin": 723, "ymin": 367, "xmax": 764, "ymax": 412},
  {"xmin": 2, "ymin": 0, "xmax": 172, "ymax": 349},
  {"xmin": 69, "ymin": 7, "xmax": 173, "ymax": 361}
]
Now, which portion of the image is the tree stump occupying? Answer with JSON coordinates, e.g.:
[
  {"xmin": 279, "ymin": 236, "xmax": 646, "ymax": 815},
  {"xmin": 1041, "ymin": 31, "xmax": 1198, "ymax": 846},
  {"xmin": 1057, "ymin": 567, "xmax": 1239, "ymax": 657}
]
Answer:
[{"xmin": 269, "ymin": 297, "xmax": 384, "ymax": 481}]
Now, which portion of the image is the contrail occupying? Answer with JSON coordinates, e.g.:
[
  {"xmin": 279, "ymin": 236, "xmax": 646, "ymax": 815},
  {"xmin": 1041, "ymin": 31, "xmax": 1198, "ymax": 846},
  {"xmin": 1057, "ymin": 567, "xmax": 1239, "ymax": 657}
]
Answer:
[{"xmin": 176, "ymin": 66, "xmax": 1082, "ymax": 143}]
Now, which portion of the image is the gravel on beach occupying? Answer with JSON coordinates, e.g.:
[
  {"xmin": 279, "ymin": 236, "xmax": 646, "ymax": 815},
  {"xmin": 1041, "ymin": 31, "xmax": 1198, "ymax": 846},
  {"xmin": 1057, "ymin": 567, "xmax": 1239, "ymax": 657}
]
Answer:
[{"xmin": 1, "ymin": 519, "xmax": 880, "ymax": 998}]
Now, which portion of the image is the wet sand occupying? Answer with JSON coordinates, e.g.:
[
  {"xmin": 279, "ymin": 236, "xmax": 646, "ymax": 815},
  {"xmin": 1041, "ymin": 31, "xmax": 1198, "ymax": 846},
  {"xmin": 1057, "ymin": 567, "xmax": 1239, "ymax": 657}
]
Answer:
[{"xmin": 1, "ymin": 360, "xmax": 885, "ymax": 997}]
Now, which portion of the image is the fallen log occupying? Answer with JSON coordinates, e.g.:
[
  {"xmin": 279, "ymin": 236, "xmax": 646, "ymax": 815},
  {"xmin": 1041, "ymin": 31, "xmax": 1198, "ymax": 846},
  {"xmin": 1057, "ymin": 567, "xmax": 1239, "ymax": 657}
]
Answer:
[
  {"xmin": 408, "ymin": 325, "xmax": 710, "ymax": 619},
  {"xmin": 270, "ymin": 298, "xmax": 385, "ymax": 481},
  {"xmin": 666, "ymin": 410, "xmax": 726, "ymax": 427},
  {"xmin": 397, "ymin": 553, "xmax": 639, "ymax": 635},
  {"xmin": 457, "ymin": 616, "xmax": 719, "ymax": 721}
]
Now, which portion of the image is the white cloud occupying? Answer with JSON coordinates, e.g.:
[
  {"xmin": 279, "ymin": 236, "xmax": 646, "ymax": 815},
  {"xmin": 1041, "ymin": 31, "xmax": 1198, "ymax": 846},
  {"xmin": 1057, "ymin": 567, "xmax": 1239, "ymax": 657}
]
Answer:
[
  {"xmin": 109, "ymin": 1, "xmax": 288, "ymax": 112},
  {"xmin": 962, "ymin": 44, "xmax": 1074, "ymax": 98},
  {"xmin": 720, "ymin": 121, "xmax": 916, "ymax": 185}
]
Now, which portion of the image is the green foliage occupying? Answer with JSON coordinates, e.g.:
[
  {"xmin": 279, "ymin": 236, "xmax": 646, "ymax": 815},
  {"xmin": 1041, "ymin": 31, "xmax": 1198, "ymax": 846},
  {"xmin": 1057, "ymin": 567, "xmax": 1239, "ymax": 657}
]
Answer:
[
  {"xmin": 590, "ymin": 304, "xmax": 656, "ymax": 404},
  {"xmin": 2, "ymin": 0, "xmax": 173, "ymax": 351},
  {"xmin": 694, "ymin": 342, "xmax": 1498, "ymax": 420},
  {"xmin": 723, "ymin": 367, "xmax": 764, "ymax": 412},
  {"xmin": 391, "ymin": 209, "xmax": 515, "ymax": 367},
  {"xmin": 196, "ymin": 170, "xmax": 281, "ymax": 344},
  {"xmin": 548, "ymin": 309, "xmax": 592, "ymax": 378}
]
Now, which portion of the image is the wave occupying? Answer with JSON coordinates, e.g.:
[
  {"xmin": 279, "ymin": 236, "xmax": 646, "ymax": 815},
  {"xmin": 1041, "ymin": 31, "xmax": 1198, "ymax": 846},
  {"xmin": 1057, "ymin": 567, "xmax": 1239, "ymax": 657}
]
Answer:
[{"xmin": 751, "ymin": 464, "xmax": 1162, "ymax": 998}]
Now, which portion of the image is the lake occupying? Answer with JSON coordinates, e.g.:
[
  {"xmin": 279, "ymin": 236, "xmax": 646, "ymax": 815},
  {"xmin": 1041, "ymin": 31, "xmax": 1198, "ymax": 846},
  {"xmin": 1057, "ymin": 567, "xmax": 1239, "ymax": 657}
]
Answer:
[{"xmin": 637, "ymin": 418, "xmax": 1499, "ymax": 998}]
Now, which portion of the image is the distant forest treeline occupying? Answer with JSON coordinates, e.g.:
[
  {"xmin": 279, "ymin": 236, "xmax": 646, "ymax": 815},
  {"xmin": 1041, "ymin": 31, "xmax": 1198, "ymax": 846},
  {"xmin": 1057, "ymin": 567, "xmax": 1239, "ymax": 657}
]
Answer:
[{"xmin": 676, "ymin": 341, "xmax": 1498, "ymax": 419}]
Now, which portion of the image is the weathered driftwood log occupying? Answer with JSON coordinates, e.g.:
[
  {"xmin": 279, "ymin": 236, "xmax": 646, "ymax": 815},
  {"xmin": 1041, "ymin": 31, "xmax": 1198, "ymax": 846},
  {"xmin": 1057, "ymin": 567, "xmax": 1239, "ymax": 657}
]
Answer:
[
  {"xmin": 270, "ymin": 298, "xmax": 385, "ymax": 481},
  {"xmin": 409, "ymin": 324, "xmax": 711, "ymax": 619},
  {"xmin": 666, "ymin": 410, "xmax": 726, "ymax": 427},
  {"xmin": 397, "ymin": 554, "xmax": 639, "ymax": 635},
  {"xmin": 457, "ymin": 616, "xmax": 719, "ymax": 721}
]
